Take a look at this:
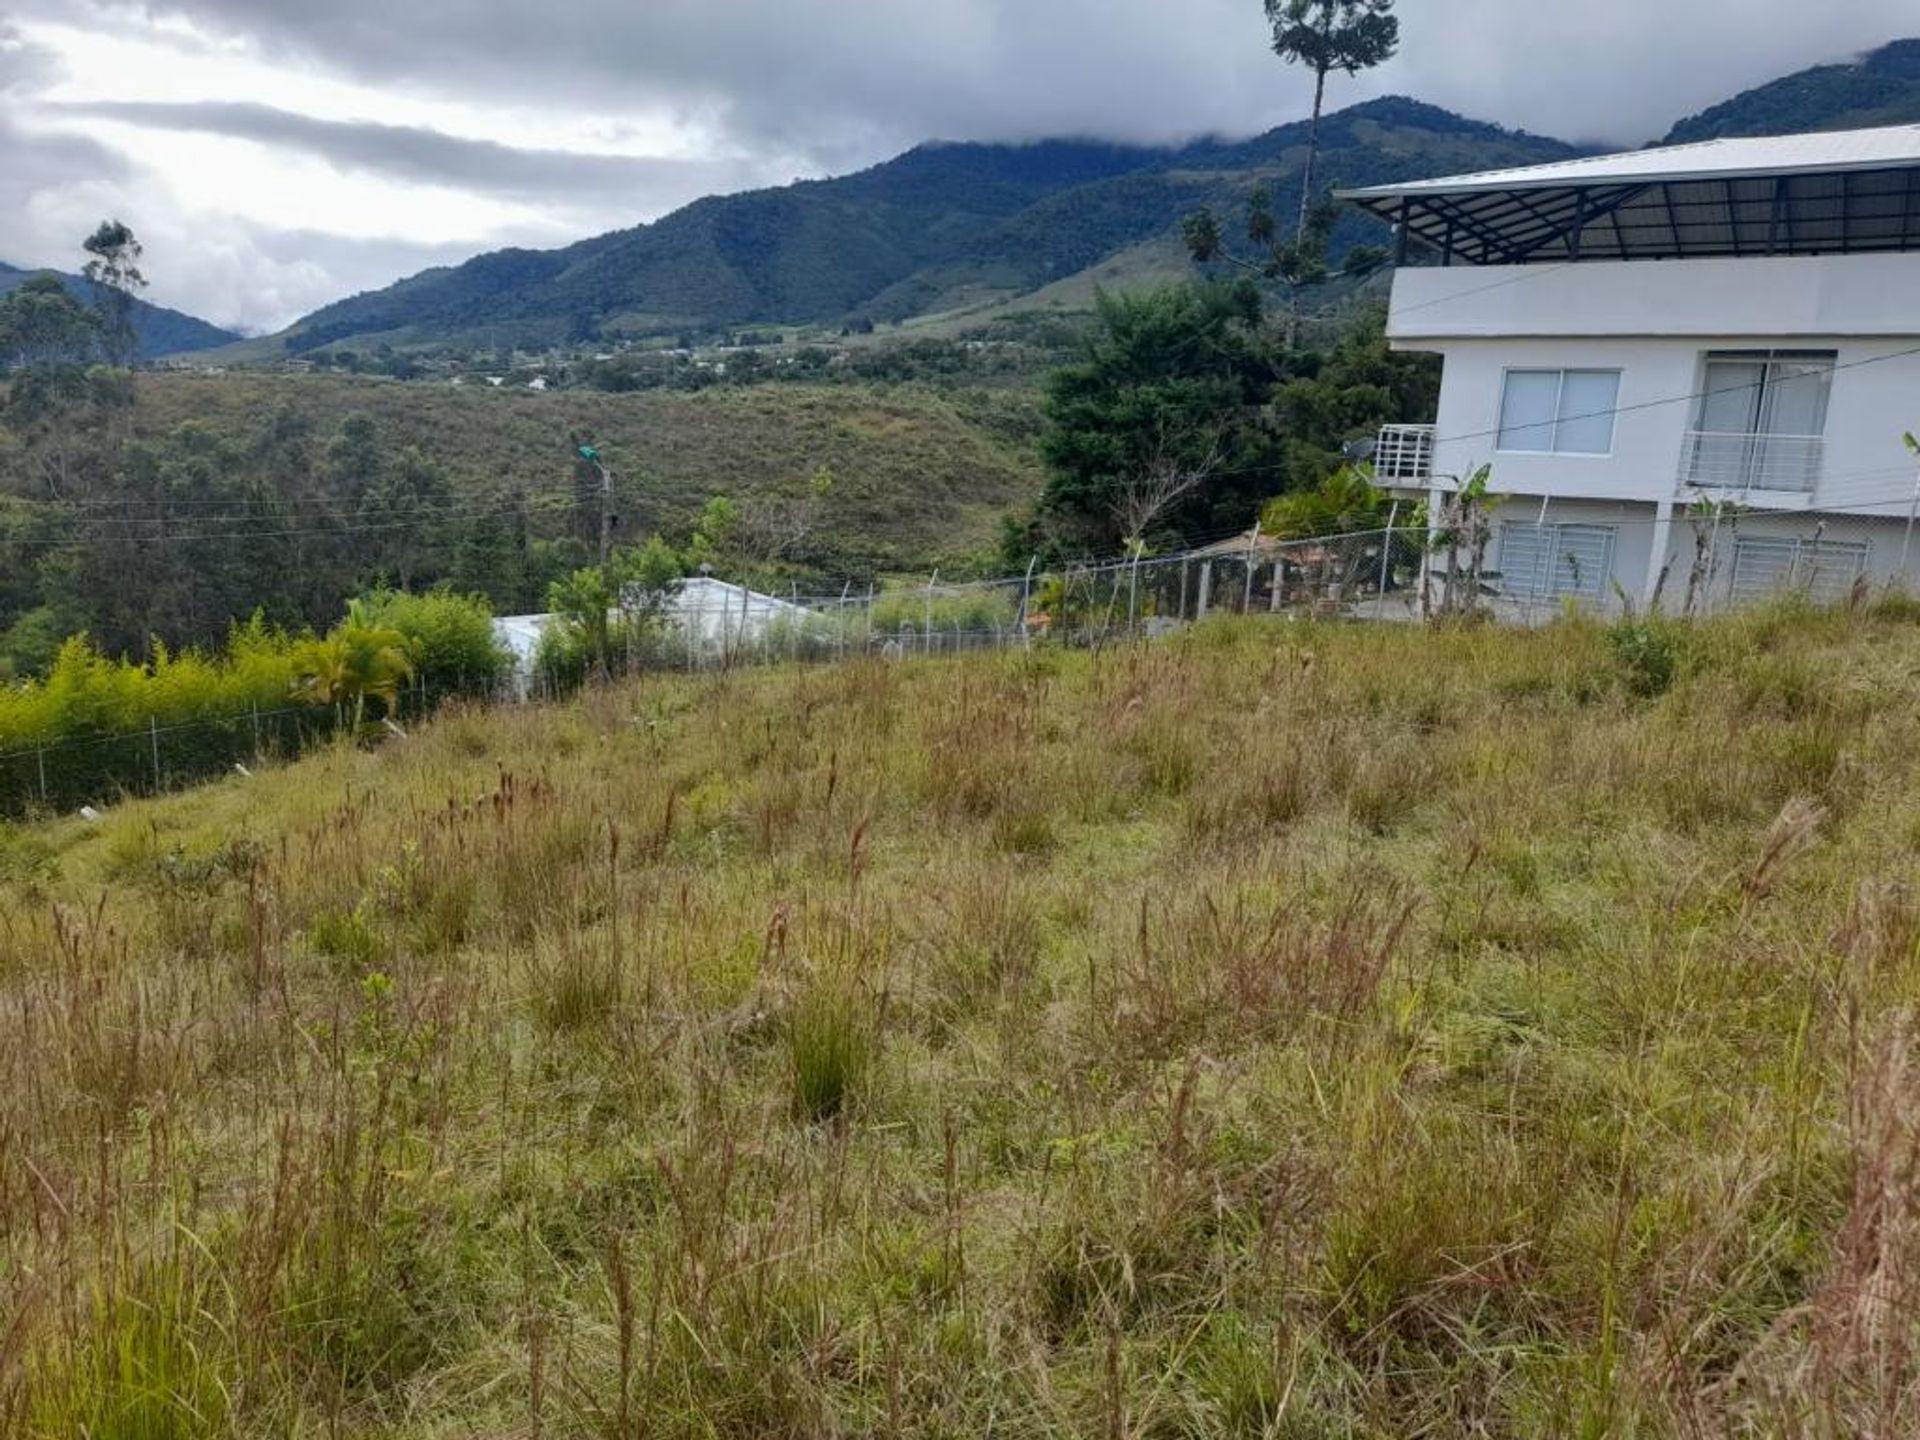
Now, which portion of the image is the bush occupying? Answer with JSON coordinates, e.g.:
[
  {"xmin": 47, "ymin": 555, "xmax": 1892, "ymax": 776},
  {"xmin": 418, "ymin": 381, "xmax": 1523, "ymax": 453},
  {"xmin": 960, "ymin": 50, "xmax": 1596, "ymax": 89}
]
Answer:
[
  {"xmin": 1607, "ymin": 616, "xmax": 1684, "ymax": 698},
  {"xmin": 0, "ymin": 591, "xmax": 508, "ymax": 814},
  {"xmin": 356, "ymin": 588, "xmax": 507, "ymax": 701}
]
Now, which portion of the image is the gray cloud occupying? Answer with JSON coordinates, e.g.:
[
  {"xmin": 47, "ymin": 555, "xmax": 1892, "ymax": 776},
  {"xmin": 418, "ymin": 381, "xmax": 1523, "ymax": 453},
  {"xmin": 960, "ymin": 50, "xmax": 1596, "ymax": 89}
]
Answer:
[
  {"xmin": 97, "ymin": 0, "xmax": 1920, "ymax": 154},
  {"xmin": 5, "ymin": 0, "xmax": 1920, "ymax": 331},
  {"xmin": 0, "ymin": 18, "xmax": 59, "ymax": 93},
  {"xmin": 58, "ymin": 98, "xmax": 771, "ymax": 213}
]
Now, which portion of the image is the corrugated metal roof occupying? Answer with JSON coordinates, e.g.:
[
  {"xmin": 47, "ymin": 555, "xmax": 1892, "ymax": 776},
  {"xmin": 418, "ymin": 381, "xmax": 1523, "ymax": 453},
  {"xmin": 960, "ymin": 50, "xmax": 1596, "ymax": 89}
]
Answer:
[
  {"xmin": 1339, "ymin": 124, "xmax": 1920, "ymax": 266},
  {"xmin": 1340, "ymin": 124, "xmax": 1920, "ymax": 199}
]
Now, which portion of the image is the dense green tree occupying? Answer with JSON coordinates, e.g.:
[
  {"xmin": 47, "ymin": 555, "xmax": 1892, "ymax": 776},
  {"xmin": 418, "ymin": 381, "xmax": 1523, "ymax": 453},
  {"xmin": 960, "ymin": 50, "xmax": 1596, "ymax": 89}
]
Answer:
[
  {"xmin": 359, "ymin": 445, "xmax": 452, "ymax": 591},
  {"xmin": 0, "ymin": 364, "xmax": 132, "ymax": 501},
  {"xmin": 81, "ymin": 220, "xmax": 147, "ymax": 367},
  {"xmin": 1029, "ymin": 280, "xmax": 1286, "ymax": 555},
  {"xmin": 450, "ymin": 490, "xmax": 531, "ymax": 613},
  {"xmin": 0, "ymin": 275, "xmax": 99, "ymax": 369},
  {"xmin": 1265, "ymin": 311, "xmax": 1439, "ymax": 491},
  {"xmin": 50, "ymin": 420, "xmax": 294, "ymax": 657},
  {"xmin": 1020, "ymin": 288, "xmax": 1435, "ymax": 559},
  {"xmin": 326, "ymin": 412, "xmax": 385, "ymax": 502}
]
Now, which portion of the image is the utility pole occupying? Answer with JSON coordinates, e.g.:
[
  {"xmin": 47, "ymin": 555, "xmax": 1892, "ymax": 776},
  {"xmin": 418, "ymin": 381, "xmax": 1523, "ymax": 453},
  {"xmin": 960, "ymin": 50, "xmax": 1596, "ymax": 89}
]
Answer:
[{"xmin": 574, "ymin": 438, "xmax": 616, "ymax": 567}]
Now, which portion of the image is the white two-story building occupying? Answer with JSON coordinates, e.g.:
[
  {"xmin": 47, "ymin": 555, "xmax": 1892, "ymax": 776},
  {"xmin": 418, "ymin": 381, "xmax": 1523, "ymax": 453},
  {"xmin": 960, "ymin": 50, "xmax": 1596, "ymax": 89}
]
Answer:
[{"xmin": 1342, "ymin": 126, "xmax": 1920, "ymax": 613}]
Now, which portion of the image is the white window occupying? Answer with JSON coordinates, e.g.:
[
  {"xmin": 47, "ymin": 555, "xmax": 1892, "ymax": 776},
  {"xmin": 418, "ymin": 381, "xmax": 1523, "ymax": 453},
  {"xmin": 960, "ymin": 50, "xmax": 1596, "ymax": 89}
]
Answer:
[
  {"xmin": 1730, "ymin": 537, "xmax": 1869, "ymax": 605},
  {"xmin": 1497, "ymin": 369, "xmax": 1620, "ymax": 455},
  {"xmin": 1695, "ymin": 352, "xmax": 1835, "ymax": 439},
  {"xmin": 1682, "ymin": 351, "xmax": 1835, "ymax": 493},
  {"xmin": 1498, "ymin": 523, "xmax": 1617, "ymax": 600}
]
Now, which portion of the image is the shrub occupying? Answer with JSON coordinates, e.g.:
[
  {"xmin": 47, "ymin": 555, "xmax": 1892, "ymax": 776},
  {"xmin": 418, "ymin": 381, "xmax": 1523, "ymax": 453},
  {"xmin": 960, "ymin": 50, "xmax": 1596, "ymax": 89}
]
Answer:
[
  {"xmin": 356, "ymin": 588, "xmax": 507, "ymax": 701},
  {"xmin": 1607, "ymin": 615, "xmax": 1683, "ymax": 697}
]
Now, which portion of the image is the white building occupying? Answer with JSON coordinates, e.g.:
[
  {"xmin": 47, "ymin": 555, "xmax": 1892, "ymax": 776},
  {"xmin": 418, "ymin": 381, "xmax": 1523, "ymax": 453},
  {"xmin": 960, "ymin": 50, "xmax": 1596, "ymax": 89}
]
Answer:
[
  {"xmin": 491, "ymin": 578, "xmax": 813, "ymax": 695},
  {"xmin": 1343, "ymin": 125, "xmax": 1920, "ymax": 614},
  {"xmin": 667, "ymin": 576, "xmax": 811, "ymax": 648}
]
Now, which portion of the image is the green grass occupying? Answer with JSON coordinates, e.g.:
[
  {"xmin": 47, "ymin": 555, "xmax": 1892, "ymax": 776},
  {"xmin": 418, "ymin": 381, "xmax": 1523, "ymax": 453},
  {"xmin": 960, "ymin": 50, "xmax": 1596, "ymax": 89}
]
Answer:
[{"xmin": 5, "ymin": 604, "xmax": 1920, "ymax": 1434}]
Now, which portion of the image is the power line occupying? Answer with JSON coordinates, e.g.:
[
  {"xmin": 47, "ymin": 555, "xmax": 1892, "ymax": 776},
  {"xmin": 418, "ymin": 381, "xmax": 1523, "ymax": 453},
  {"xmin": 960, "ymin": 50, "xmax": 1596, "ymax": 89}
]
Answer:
[{"xmin": 3, "ymin": 490, "xmax": 584, "ymax": 558}]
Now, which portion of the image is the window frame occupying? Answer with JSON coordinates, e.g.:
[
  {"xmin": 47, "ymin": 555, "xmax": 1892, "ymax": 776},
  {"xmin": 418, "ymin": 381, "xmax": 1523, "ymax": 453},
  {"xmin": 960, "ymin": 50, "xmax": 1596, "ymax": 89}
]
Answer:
[
  {"xmin": 1494, "ymin": 367, "xmax": 1623, "ymax": 458},
  {"xmin": 1729, "ymin": 535, "xmax": 1869, "ymax": 605},
  {"xmin": 1496, "ymin": 521, "xmax": 1619, "ymax": 601},
  {"xmin": 1691, "ymin": 349, "xmax": 1837, "ymax": 441}
]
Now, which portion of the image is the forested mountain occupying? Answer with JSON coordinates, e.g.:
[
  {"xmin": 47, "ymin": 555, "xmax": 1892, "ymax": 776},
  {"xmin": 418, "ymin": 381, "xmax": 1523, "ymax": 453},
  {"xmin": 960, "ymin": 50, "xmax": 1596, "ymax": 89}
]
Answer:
[
  {"xmin": 1664, "ymin": 39, "xmax": 1920, "ymax": 144},
  {"xmin": 0, "ymin": 262, "xmax": 239, "ymax": 359},
  {"xmin": 274, "ymin": 98, "xmax": 1582, "ymax": 353}
]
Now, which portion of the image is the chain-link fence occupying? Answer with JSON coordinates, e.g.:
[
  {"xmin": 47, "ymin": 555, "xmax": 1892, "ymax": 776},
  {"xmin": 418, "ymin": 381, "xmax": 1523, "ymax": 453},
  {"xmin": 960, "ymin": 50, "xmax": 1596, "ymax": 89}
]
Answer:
[
  {"xmin": 602, "ymin": 526, "xmax": 1432, "ymax": 670},
  {"xmin": 14, "ymin": 512, "xmax": 1920, "ymax": 817},
  {"xmin": 0, "ymin": 684, "xmax": 459, "ymax": 819}
]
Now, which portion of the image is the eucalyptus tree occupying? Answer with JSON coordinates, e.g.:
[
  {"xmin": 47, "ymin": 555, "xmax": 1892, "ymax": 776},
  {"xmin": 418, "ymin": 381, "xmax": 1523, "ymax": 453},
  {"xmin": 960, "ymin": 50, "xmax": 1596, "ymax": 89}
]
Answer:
[{"xmin": 80, "ymin": 220, "xmax": 147, "ymax": 366}]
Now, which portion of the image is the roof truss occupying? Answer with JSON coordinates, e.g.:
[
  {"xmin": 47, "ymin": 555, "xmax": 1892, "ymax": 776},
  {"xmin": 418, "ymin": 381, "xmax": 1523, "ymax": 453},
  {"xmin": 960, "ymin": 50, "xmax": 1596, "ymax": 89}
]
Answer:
[{"xmin": 1348, "ymin": 165, "xmax": 1920, "ymax": 266}]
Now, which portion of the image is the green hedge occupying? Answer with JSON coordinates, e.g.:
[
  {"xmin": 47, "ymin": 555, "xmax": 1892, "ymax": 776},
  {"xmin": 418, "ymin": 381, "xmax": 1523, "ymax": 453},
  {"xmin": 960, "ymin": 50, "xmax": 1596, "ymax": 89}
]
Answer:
[{"xmin": 0, "ymin": 592, "xmax": 506, "ymax": 816}]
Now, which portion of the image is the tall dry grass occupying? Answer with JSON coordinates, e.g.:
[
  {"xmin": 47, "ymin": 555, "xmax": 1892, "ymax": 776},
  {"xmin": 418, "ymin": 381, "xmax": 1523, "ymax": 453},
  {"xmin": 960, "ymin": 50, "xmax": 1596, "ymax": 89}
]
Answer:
[{"xmin": 3, "ymin": 604, "xmax": 1920, "ymax": 1435}]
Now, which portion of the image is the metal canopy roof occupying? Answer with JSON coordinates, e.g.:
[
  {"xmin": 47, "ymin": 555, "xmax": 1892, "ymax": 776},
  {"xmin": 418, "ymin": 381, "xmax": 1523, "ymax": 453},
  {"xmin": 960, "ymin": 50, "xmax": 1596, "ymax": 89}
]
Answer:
[{"xmin": 1339, "ymin": 124, "xmax": 1920, "ymax": 266}]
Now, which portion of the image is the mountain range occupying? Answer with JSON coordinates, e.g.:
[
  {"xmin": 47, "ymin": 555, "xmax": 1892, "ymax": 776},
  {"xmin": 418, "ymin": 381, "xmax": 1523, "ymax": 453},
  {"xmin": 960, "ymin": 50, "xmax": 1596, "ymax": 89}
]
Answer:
[
  {"xmin": 273, "ymin": 98, "xmax": 1575, "ymax": 356},
  {"xmin": 16, "ymin": 38, "xmax": 1920, "ymax": 361},
  {"xmin": 1663, "ymin": 38, "xmax": 1920, "ymax": 144},
  {"xmin": 0, "ymin": 262, "xmax": 239, "ymax": 359}
]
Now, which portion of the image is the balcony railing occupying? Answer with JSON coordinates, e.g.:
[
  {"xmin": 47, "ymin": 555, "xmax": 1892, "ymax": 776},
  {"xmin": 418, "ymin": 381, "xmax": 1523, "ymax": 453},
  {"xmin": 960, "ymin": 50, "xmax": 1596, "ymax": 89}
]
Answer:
[
  {"xmin": 1677, "ymin": 430, "xmax": 1823, "ymax": 494},
  {"xmin": 1374, "ymin": 423, "xmax": 1436, "ymax": 484}
]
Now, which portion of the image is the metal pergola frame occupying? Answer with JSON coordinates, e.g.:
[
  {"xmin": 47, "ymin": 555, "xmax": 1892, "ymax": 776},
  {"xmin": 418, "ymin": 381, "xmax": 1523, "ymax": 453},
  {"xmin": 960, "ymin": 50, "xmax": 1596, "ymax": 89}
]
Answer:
[{"xmin": 1346, "ymin": 164, "xmax": 1920, "ymax": 267}]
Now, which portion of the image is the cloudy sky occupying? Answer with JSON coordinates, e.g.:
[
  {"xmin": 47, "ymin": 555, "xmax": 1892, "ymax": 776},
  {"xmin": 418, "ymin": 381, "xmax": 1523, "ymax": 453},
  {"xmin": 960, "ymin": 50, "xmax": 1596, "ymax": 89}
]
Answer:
[{"xmin": 2, "ymin": 1, "xmax": 1914, "ymax": 334}]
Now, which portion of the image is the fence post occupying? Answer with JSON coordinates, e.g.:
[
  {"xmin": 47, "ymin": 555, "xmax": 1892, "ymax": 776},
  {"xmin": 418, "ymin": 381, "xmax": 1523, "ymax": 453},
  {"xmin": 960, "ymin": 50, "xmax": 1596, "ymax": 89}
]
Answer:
[
  {"xmin": 1020, "ymin": 557, "xmax": 1037, "ymax": 650},
  {"xmin": 250, "ymin": 700, "xmax": 261, "ymax": 759},
  {"xmin": 149, "ymin": 715, "xmax": 162, "ymax": 792},
  {"xmin": 1270, "ymin": 557, "xmax": 1284, "ymax": 612},
  {"xmin": 1197, "ymin": 560, "xmax": 1213, "ymax": 620},
  {"xmin": 1901, "ymin": 466, "xmax": 1920, "ymax": 584},
  {"xmin": 37, "ymin": 746, "xmax": 48, "ymax": 804},
  {"xmin": 1242, "ymin": 526, "xmax": 1260, "ymax": 612},
  {"xmin": 1378, "ymin": 504, "xmax": 1400, "ymax": 615},
  {"xmin": 924, "ymin": 571, "xmax": 938, "ymax": 655},
  {"xmin": 1178, "ymin": 557, "xmax": 1190, "ymax": 622},
  {"xmin": 1528, "ymin": 495, "xmax": 1559, "ymax": 622}
]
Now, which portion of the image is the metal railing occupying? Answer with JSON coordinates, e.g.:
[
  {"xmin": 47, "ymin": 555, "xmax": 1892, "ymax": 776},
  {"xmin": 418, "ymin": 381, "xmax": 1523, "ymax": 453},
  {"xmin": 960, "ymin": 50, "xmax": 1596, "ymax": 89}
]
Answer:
[
  {"xmin": 1374, "ymin": 424, "xmax": 1436, "ymax": 484},
  {"xmin": 1677, "ymin": 430, "xmax": 1824, "ymax": 494}
]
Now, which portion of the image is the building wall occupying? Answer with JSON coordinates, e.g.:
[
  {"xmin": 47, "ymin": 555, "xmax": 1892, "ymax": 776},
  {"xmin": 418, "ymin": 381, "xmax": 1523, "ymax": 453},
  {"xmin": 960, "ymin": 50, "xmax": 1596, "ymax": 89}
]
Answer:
[
  {"xmin": 1473, "ymin": 498, "xmax": 1920, "ymax": 617},
  {"xmin": 1413, "ymin": 335, "xmax": 1920, "ymax": 518},
  {"xmin": 1389, "ymin": 254, "xmax": 1920, "ymax": 342}
]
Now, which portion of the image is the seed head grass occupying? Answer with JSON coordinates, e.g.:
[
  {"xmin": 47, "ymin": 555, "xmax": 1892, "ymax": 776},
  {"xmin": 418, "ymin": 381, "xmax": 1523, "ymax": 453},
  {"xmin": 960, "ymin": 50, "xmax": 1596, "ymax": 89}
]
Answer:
[{"xmin": 2, "ymin": 604, "xmax": 1920, "ymax": 1435}]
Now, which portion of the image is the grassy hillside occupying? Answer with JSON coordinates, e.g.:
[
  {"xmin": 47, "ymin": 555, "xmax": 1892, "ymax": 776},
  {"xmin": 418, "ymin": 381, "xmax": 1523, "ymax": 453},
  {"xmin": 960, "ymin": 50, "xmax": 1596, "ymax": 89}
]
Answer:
[
  {"xmin": 1665, "ymin": 37, "xmax": 1920, "ymax": 143},
  {"xmin": 0, "ymin": 261, "xmax": 239, "ymax": 359},
  {"xmin": 131, "ymin": 372, "xmax": 1045, "ymax": 575},
  {"xmin": 4, "ymin": 604, "xmax": 1920, "ymax": 1434}
]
